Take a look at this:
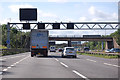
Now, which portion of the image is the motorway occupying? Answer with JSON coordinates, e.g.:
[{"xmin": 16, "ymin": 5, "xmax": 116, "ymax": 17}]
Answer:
[{"xmin": 0, "ymin": 51, "xmax": 119, "ymax": 80}]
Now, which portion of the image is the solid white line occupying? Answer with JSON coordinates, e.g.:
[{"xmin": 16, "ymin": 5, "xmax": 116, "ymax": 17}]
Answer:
[
  {"xmin": 3, "ymin": 69, "xmax": 8, "ymax": 71},
  {"xmin": 60, "ymin": 62, "xmax": 68, "ymax": 68},
  {"xmin": 104, "ymin": 63, "xmax": 120, "ymax": 67},
  {"xmin": 55, "ymin": 58, "xmax": 59, "ymax": 61},
  {"xmin": 86, "ymin": 59, "xmax": 96, "ymax": 62},
  {"xmin": 72, "ymin": 70, "xmax": 89, "ymax": 80}
]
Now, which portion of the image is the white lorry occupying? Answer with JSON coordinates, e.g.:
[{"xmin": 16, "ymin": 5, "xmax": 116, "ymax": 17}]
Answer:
[{"xmin": 30, "ymin": 29, "xmax": 49, "ymax": 57}]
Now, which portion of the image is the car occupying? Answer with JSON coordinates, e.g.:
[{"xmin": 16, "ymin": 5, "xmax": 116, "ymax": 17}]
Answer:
[
  {"xmin": 58, "ymin": 48, "xmax": 63, "ymax": 52},
  {"xmin": 109, "ymin": 48, "xmax": 120, "ymax": 53},
  {"xmin": 84, "ymin": 47, "xmax": 89, "ymax": 51},
  {"xmin": 105, "ymin": 49, "xmax": 111, "ymax": 53},
  {"xmin": 62, "ymin": 47, "xmax": 77, "ymax": 58}
]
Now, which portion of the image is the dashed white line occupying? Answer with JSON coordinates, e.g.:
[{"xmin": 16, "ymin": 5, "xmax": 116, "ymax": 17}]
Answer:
[
  {"xmin": 86, "ymin": 59, "xmax": 96, "ymax": 62},
  {"xmin": 3, "ymin": 69, "xmax": 8, "ymax": 71},
  {"xmin": 2, "ymin": 56, "xmax": 30, "ymax": 73},
  {"xmin": 104, "ymin": 63, "xmax": 120, "ymax": 67},
  {"xmin": 60, "ymin": 62, "xmax": 68, "ymax": 68},
  {"xmin": 55, "ymin": 58, "xmax": 59, "ymax": 61},
  {"xmin": 7, "ymin": 67, "xmax": 11, "ymax": 69},
  {"xmin": 10, "ymin": 65, "xmax": 14, "ymax": 67},
  {"xmin": 0, "ymin": 72, "xmax": 2, "ymax": 75},
  {"xmin": 72, "ymin": 70, "xmax": 89, "ymax": 80}
]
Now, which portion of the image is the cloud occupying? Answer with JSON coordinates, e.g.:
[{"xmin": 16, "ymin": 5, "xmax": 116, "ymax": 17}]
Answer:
[
  {"xmin": 79, "ymin": 17, "xmax": 87, "ymax": 21},
  {"xmin": 0, "ymin": 5, "xmax": 3, "ymax": 21},
  {"xmin": 8, "ymin": 4, "xmax": 58, "ymax": 22},
  {"xmin": 88, "ymin": 6, "xmax": 118, "ymax": 22},
  {"xmin": 48, "ymin": 0, "xmax": 68, "ymax": 3},
  {"xmin": 9, "ymin": 4, "xmax": 36, "ymax": 13}
]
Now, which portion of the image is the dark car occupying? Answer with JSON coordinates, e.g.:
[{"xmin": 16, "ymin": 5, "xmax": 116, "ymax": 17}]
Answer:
[
  {"xmin": 110, "ymin": 48, "xmax": 120, "ymax": 53},
  {"xmin": 84, "ymin": 47, "xmax": 89, "ymax": 51},
  {"xmin": 58, "ymin": 48, "xmax": 63, "ymax": 52}
]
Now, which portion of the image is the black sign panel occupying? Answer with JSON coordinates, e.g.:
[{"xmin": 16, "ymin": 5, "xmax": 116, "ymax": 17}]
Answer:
[
  {"xmin": 67, "ymin": 23, "xmax": 74, "ymax": 29},
  {"xmin": 38, "ymin": 23, "xmax": 45, "ymax": 29},
  {"xmin": 83, "ymin": 35, "xmax": 101, "ymax": 38},
  {"xmin": 20, "ymin": 8, "xmax": 37, "ymax": 21},
  {"xmin": 49, "ymin": 42, "xmax": 55, "ymax": 45},
  {"xmin": 23, "ymin": 23, "xmax": 30, "ymax": 29},
  {"xmin": 53, "ymin": 23, "xmax": 60, "ymax": 29}
]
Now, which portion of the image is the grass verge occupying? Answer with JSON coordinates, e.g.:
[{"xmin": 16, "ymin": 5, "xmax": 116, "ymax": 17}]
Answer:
[{"xmin": 77, "ymin": 52, "xmax": 119, "ymax": 59}]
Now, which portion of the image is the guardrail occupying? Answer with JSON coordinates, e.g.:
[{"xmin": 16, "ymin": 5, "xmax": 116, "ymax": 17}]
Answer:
[
  {"xmin": 0, "ymin": 48, "xmax": 30, "ymax": 56},
  {"xmin": 78, "ymin": 51, "xmax": 120, "ymax": 57}
]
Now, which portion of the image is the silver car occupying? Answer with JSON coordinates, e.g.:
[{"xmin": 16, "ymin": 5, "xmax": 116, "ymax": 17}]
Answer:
[{"xmin": 62, "ymin": 47, "xmax": 77, "ymax": 58}]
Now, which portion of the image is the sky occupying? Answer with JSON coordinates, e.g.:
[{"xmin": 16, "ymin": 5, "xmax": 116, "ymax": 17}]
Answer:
[{"xmin": 0, "ymin": 0, "xmax": 119, "ymax": 44}]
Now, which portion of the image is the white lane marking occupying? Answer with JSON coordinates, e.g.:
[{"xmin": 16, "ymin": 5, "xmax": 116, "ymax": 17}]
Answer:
[
  {"xmin": 7, "ymin": 67, "xmax": 11, "ymax": 69},
  {"xmin": 0, "ymin": 58, "xmax": 6, "ymax": 60},
  {"xmin": 15, "ymin": 62, "xmax": 19, "ymax": 64},
  {"xmin": 55, "ymin": 58, "xmax": 59, "ymax": 61},
  {"xmin": 60, "ymin": 62, "xmax": 68, "ymax": 68},
  {"xmin": 10, "ymin": 65, "xmax": 14, "ymax": 67},
  {"xmin": 72, "ymin": 70, "xmax": 89, "ymax": 80},
  {"xmin": 86, "ymin": 59, "xmax": 96, "ymax": 62},
  {"xmin": 104, "ymin": 63, "xmax": 120, "ymax": 67},
  {"xmin": 3, "ymin": 69, "xmax": 8, "ymax": 71},
  {"xmin": 2, "ymin": 56, "xmax": 30, "ymax": 74},
  {"xmin": 0, "ymin": 72, "xmax": 2, "ymax": 75}
]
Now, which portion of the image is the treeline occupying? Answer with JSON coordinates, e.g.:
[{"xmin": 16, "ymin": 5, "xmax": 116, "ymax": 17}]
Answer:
[
  {"xmin": 1, "ymin": 24, "xmax": 120, "ymax": 49},
  {"xmin": 1, "ymin": 24, "xmax": 30, "ymax": 48},
  {"xmin": 84, "ymin": 29, "xmax": 120, "ymax": 50}
]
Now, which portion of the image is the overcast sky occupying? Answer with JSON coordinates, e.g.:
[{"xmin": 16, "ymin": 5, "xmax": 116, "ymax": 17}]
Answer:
[{"xmin": 0, "ymin": 0, "xmax": 119, "ymax": 44}]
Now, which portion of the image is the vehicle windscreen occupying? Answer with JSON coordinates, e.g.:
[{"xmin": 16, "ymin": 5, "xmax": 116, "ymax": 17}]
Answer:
[
  {"xmin": 51, "ymin": 47, "xmax": 55, "ymax": 49},
  {"xmin": 66, "ymin": 48, "xmax": 74, "ymax": 51}
]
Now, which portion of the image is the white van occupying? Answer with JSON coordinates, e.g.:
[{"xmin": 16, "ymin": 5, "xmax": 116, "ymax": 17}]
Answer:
[
  {"xmin": 50, "ymin": 46, "xmax": 56, "ymax": 52},
  {"xmin": 62, "ymin": 47, "xmax": 77, "ymax": 58}
]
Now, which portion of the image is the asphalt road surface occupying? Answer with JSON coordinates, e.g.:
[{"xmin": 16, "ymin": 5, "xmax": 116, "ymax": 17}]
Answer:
[{"xmin": 0, "ymin": 51, "xmax": 119, "ymax": 80}]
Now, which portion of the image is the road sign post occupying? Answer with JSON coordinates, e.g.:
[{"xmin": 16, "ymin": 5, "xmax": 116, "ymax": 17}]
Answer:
[{"xmin": 7, "ymin": 23, "xmax": 10, "ymax": 48}]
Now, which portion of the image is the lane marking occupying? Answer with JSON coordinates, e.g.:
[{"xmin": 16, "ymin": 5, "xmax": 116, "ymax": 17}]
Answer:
[
  {"xmin": 60, "ymin": 62, "xmax": 68, "ymax": 68},
  {"xmin": 0, "ymin": 72, "xmax": 2, "ymax": 75},
  {"xmin": 10, "ymin": 65, "xmax": 14, "ymax": 67},
  {"xmin": 86, "ymin": 59, "xmax": 96, "ymax": 62},
  {"xmin": 3, "ymin": 69, "xmax": 8, "ymax": 71},
  {"xmin": 7, "ymin": 67, "xmax": 11, "ymax": 69},
  {"xmin": 104, "ymin": 63, "xmax": 120, "ymax": 67},
  {"xmin": 72, "ymin": 70, "xmax": 89, "ymax": 80},
  {"xmin": 15, "ymin": 62, "xmax": 19, "ymax": 64},
  {"xmin": 2, "ymin": 55, "xmax": 30, "ymax": 74},
  {"xmin": 55, "ymin": 58, "xmax": 59, "ymax": 61}
]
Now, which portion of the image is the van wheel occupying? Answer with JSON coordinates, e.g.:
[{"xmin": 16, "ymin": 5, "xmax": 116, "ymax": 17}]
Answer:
[
  {"xmin": 62, "ymin": 54, "xmax": 64, "ymax": 58},
  {"xmin": 31, "ymin": 55, "xmax": 34, "ymax": 57},
  {"xmin": 73, "ymin": 56, "xmax": 77, "ymax": 58}
]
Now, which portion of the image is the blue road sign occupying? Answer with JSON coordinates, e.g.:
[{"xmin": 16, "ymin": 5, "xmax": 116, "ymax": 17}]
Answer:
[{"xmin": 6, "ymin": 40, "xmax": 10, "ymax": 44}]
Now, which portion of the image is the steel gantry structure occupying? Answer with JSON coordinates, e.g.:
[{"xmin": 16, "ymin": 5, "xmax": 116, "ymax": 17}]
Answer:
[
  {"xmin": 7, "ymin": 22, "xmax": 120, "ymax": 30},
  {"xmin": 6, "ymin": 22, "xmax": 120, "ymax": 48}
]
